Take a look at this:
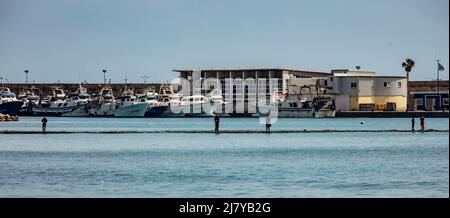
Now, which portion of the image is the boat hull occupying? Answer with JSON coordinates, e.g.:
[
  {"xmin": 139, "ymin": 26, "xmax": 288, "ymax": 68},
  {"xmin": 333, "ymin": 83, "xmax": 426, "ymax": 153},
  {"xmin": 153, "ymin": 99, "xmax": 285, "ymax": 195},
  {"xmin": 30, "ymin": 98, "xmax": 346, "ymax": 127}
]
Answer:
[
  {"xmin": 0, "ymin": 101, "xmax": 23, "ymax": 116},
  {"xmin": 114, "ymin": 103, "xmax": 148, "ymax": 117},
  {"xmin": 314, "ymin": 109, "xmax": 336, "ymax": 118},
  {"xmin": 145, "ymin": 105, "xmax": 168, "ymax": 117}
]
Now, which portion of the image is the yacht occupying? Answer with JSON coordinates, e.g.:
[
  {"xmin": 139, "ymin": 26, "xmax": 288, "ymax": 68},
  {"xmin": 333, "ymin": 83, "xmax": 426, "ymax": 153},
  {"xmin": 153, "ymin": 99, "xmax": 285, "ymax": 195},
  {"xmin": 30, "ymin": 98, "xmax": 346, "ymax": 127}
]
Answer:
[{"xmin": 0, "ymin": 87, "xmax": 24, "ymax": 116}]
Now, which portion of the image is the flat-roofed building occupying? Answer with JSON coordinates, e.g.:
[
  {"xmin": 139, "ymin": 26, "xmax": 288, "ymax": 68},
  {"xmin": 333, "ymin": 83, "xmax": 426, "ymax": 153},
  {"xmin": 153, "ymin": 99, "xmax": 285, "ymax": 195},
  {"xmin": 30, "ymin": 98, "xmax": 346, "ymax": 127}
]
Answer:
[
  {"xmin": 174, "ymin": 68, "xmax": 330, "ymax": 115},
  {"xmin": 327, "ymin": 69, "xmax": 408, "ymax": 111}
]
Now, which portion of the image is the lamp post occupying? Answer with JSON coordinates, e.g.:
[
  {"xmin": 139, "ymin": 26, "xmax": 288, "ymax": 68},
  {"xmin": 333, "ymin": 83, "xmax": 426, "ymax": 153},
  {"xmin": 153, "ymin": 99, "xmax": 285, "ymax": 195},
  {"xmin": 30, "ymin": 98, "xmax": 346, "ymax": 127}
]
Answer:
[
  {"xmin": 102, "ymin": 69, "xmax": 107, "ymax": 85},
  {"xmin": 141, "ymin": 75, "xmax": 149, "ymax": 84},
  {"xmin": 24, "ymin": 70, "xmax": 29, "ymax": 84}
]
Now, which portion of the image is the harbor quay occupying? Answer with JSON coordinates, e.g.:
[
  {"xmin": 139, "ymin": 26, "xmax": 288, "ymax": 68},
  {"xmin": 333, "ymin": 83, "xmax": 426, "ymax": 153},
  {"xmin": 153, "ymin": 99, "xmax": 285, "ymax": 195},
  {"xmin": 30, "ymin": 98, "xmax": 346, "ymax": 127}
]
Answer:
[{"xmin": 1, "ymin": 67, "xmax": 448, "ymax": 118}]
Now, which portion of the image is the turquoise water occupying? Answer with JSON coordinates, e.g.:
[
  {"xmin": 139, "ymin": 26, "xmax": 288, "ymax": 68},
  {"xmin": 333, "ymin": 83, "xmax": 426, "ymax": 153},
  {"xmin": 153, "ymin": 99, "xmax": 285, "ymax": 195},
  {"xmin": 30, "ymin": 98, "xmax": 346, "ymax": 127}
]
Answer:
[{"xmin": 0, "ymin": 117, "xmax": 448, "ymax": 197}]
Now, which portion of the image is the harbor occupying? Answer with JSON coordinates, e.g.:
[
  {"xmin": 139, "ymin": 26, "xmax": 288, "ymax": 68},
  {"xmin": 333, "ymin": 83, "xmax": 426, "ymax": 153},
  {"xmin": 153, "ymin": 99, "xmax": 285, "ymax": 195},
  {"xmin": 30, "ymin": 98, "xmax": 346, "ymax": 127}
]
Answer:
[{"xmin": 1, "ymin": 68, "xmax": 448, "ymax": 119}]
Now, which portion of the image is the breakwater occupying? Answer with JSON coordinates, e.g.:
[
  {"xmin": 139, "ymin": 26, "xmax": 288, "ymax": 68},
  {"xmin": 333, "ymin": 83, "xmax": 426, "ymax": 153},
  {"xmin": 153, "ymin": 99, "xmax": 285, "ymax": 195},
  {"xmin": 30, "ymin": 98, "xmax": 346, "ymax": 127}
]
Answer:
[
  {"xmin": 5, "ymin": 83, "xmax": 166, "ymax": 96},
  {"xmin": 1, "ymin": 129, "xmax": 448, "ymax": 134}
]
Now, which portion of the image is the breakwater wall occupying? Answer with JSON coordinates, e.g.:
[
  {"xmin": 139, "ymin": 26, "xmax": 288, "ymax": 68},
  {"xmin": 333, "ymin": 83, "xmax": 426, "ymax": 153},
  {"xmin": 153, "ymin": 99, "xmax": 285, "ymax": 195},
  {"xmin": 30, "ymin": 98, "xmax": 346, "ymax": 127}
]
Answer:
[{"xmin": 5, "ymin": 83, "xmax": 168, "ymax": 96}]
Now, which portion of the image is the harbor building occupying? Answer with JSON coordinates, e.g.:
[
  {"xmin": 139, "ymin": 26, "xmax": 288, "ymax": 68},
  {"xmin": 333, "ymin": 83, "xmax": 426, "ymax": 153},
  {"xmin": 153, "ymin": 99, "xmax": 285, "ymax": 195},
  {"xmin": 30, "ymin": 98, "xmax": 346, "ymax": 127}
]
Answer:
[
  {"xmin": 408, "ymin": 80, "xmax": 449, "ymax": 111},
  {"xmin": 326, "ymin": 69, "xmax": 408, "ymax": 111},
  {"xmin": 174, "ymin": 68, "xmax": 330, "ymax": 114}
]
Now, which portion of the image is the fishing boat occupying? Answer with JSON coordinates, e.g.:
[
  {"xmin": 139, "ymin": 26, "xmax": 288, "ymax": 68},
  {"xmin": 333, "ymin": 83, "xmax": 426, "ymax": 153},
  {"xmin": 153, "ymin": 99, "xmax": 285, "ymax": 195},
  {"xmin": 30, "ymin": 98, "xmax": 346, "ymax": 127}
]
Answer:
[
  {"xmin": 33, "ymin": 86, "xmax": 91, "ymax": 116},
  {"xmin": 114, "ymin": 89, "xmax": 148, "ymax": 117},
  {"xmin": 61, "ymin": 85, "xmax": 92, "ymax": 117},
  {"xmin": 138, "ymin": 89, "xmax": 167, "ymax": 117},
  {"xmin": 0, "ymin": 87, "xmax": 24, "ymax": 116},
  {"xmin": 18, "ymin": 87, "xmax": 40, "ymax": 116},
  {"xmin": 313, "ymin": 96, "xmax": 336, "ymax": 118},
  {"xmin": 255, "ymin": 98, "xmax": 315, "ymax": 118},
  {"xmin": 88, "ymin": 87, "xmax": 116, "ymax": 117}
]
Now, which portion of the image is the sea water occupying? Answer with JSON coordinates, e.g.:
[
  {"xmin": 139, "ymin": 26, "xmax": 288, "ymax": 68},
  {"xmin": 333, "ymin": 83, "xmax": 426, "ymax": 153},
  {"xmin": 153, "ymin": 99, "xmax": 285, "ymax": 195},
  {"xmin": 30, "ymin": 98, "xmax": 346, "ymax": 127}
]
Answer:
[{"xmin": 0, "ymin": 117, "xmax": 448, "ymax": 197}]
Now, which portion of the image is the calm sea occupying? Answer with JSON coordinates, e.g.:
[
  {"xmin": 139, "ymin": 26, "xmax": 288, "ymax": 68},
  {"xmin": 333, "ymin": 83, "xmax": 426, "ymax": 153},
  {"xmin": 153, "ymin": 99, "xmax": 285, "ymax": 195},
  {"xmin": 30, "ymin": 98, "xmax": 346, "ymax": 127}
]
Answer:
[{"xmin": 0, "ymin": 117, "xmax": 448, "ymax": 197}]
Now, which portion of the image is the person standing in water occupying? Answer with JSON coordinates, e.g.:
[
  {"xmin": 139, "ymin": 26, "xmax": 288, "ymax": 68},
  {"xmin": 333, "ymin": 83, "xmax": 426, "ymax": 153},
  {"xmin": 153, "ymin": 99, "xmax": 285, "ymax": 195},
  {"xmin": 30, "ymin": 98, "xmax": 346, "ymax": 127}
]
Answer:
[
  {"xmin": 41, "ymin": 116, "xmax": 48, "ymax": 133},
  {"xmin": 420, "ymin": 115, "xmax": 425, "ymax": 132},
  {"xmin": 411, "ymin": 117, "xmax": 415, "ymax": 132},
  {"xmin": 214, "ymin": 114, "xmax": 220, "ymax": 134},
  {"xmin": 265, "ymin": 117, "xmax": 271, "ymax": 133}
]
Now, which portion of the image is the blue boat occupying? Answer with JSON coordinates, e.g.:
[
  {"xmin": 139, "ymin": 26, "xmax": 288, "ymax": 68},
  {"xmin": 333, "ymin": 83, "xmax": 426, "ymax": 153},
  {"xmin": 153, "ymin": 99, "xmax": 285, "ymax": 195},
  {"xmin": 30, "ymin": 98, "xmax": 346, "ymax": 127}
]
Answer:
[{"xmin": 0, "ymin": 87, "xmax": 24, "ymax": 116}]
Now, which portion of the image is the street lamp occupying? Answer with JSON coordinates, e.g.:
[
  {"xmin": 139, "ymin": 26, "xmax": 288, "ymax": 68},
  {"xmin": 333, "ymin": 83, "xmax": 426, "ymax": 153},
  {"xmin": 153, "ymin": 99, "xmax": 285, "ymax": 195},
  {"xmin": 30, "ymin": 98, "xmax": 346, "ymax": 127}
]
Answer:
[
  {"xmin": 141, "ymin": 75, "xmax": 149, "ymax": 84},
  {"xmin": 24, "ymin": 70, "xmax": 29, "ymax": 84},
  {"xmin": 102, "ymin": 69, "xmax": 107, "ymax": 84}
]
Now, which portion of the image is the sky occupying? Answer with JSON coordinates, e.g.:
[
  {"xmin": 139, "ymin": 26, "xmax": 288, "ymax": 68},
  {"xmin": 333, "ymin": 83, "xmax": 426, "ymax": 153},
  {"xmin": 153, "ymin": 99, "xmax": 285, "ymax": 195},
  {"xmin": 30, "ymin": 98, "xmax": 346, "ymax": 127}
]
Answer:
[{"xmin": 0, "ymin": 0, "xmax": 448, "ymax": 83}]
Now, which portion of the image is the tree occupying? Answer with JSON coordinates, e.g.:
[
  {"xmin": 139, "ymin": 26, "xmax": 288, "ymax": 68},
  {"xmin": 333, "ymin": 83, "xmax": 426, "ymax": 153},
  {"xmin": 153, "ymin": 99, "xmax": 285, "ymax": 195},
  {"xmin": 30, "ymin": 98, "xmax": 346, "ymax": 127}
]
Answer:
[
  {"xmin": 402, "ymin": 58, "xmax": 415, "ymax": 111},
  {"xmin": 401, "ymin": 58, "xmax": 415, "ymax": 81}
]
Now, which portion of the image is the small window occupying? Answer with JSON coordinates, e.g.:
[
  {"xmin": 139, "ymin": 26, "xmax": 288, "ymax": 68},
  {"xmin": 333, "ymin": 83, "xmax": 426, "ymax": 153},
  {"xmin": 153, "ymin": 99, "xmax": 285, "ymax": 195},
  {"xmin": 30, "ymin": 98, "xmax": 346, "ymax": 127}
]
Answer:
[
  {"xmin": 398, "ymin": 82, "xmax": 402, "ymax": 87},
  {"xmin": 384, "ymin": 82, "xmax": 390, "ymax": 88},
  {"xmin": 330, "ymin": 77, "xmax": 334, "ymax": 82},
  {"xmin": 351, "ymin": 82, "xmax": 357, "ymax": 89},
  {"xmin": 415, "ymin": 98, "xmax": 423, "ymax": 106},
  {"xmin": 292, "ymin": 102, "xmax": 298, "ymax": 107}
]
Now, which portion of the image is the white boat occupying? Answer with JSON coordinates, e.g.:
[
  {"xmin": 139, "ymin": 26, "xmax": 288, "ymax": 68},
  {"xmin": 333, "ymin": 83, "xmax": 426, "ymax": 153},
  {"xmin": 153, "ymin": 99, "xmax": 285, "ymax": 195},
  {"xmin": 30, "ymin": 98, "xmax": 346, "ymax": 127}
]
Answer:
[
  {"xmin": 89, "ymin": 87, "xmax": 148, "ymax": 117},
  {"xmin": 18, "ymin": 87, "xmax": 41, "ymax": 115},
  {"xmin": 115, "ymin": 94, "xmax": 148, "ymax": 117},
  {"xmin": 61, "ymin": 85, "xmax": 92, "ymax": 117},
  {"xmin": 33, "ymin": 86, "xmax": 92, "ymax": 116},
  {"xmin": 88, "ymin": 87, "xmax": 116, "ymax": 117},
  {"xmin": 256, "ymin": 99, "xmax": 315, "ymax": 118},
  {"xmin": 178, "ymin": 92, "xmax": 226, "ymax": 117}
]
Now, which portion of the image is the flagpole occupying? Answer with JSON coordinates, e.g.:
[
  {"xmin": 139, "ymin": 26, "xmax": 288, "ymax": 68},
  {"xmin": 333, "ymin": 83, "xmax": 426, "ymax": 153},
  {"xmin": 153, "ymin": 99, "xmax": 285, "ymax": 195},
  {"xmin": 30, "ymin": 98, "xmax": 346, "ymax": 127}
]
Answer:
[{"xmin": 436, "ymin": 59, "xmax": 440, "ymax": 110}]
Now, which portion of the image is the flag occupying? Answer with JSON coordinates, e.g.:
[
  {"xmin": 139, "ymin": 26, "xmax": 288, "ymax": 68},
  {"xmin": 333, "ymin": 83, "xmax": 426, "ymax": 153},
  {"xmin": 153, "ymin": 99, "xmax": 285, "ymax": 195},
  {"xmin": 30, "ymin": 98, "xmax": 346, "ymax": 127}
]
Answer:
[{"xmin": 438, "ymin": 63, "xmax": 445, "ymax": 71}]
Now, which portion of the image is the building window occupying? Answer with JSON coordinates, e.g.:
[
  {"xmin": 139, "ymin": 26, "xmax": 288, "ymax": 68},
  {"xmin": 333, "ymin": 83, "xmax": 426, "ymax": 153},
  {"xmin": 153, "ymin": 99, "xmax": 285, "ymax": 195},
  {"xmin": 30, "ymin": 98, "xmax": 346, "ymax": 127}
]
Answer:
[
  {"xmin": 330, "ymin": 77, "xmax": 333, "ymax": 82},
  {"xmin": 443, "ymin": 98, "xmax": 449, "ymax": 106},
  {"xmin": 384, "ymin": 82, "xmax": 390, "ymax": 88},
  {"xmin": 415, "ymin": 98, "xmax": 423, "ymax": 106},
  {"xmin": 398, "ymin": 82, "xmax": 402, "ymax": 87},
  {"xmin": 351, "ymin": 82, "xmax": 357, "ymax": 89}
]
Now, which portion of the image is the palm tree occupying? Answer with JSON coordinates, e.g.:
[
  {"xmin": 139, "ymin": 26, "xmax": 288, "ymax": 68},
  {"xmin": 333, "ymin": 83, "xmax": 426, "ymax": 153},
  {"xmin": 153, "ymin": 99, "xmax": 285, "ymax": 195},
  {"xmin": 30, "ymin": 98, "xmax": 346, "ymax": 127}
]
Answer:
[
  {"xmin": 402, "ymin": 58, "xmax": 415, "ymax": 81},
  {"xmin": 402, "ymin": 58, "xmax": 415, "ymax": 111}
]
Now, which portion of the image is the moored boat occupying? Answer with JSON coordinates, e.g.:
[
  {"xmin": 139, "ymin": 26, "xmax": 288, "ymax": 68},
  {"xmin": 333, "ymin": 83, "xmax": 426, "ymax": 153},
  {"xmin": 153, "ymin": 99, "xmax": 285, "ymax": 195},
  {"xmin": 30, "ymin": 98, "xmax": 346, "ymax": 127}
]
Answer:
[{"xmin": 0, "ymin": 87, "xmax": 24, "ymax": 116}]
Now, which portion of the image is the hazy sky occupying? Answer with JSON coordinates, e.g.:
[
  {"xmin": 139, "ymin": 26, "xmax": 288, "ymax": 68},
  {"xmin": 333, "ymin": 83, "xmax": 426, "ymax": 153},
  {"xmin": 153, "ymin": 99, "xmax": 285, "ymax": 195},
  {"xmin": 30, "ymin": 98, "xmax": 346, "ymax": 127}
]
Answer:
[{"xmin": 0, "ymin": 0, "xmax": 448, "ymax": 83}]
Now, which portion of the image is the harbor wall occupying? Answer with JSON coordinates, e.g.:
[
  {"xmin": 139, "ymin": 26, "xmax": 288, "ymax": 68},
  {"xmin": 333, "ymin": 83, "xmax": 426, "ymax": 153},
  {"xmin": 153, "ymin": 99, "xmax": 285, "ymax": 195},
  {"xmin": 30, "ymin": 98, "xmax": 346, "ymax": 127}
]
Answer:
[{"xmin": 5, "ymin": 83, "xmax": 166, "ymax": 97}]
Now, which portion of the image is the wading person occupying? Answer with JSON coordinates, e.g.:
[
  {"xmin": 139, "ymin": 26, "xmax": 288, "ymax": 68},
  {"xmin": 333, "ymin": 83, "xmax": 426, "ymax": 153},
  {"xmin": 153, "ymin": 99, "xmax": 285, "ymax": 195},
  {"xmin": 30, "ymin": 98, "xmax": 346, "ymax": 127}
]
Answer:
[
  {"xmin": 265, "ymin": 117, "xmax": 271, "ymax": 133},
  {"xmin": 420, "ymin": 115, "xmax": 425, "ymax": 132},
  {"xmin": 41, "ymin": 116, "xmax": 48, "ymax": 133},
  {"xmin": 214, "ymin": 114, "xmax": 220, "ymax": 134},
  {"xmin": 411, "ymin": 117, "xmax": 415, "ymax": 132}
]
